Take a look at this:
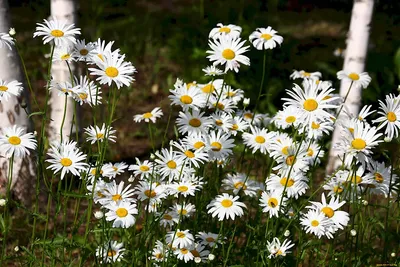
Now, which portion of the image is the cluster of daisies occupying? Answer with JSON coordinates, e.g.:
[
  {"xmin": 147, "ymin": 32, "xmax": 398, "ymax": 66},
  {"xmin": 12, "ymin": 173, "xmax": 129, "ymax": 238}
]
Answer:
[{"xmin": 1, "ymin": 19, "xmax": 399, "ymax": 265}]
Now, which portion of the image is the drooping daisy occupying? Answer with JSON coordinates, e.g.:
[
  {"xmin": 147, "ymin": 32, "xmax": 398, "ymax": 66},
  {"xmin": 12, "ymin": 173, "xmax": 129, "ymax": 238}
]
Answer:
[
  {"xmin": 85, "ymin": 124, "xmax": 116, "ymax": 144},
  {"xmin": 207, "ymin": 35, "xmax": 250, "ymax": 73},
  {"xmin": 86, "ymin": 178, "xmax": 108, "ymax": 204},
  {"xmin": 86, "ymin": 164, "xmax": 114, "ymax": 183},
  {"xmin": 242, "ymin": 126, "xmax": 276, "ymax": 154},
  {"xmin": 0, "ymin": 125, "xmax": 37, "ymax": 158},
  {"xmin": 189, "ymin": 243, "xmax": 210, "ymax": 263},
  {"xmin": 368, "ymin": 161, "xmax": 398, "ymax": 197},
  {"xmin": 373, "ymin": 94, "xmax": 400, "ymax": 139},
  {"xmin": 272, "ymin": 144, "xmax": 310, "ymax": 175},
  {"xmin": 33, "ymin": 19, "xmax": 81, "ymax": 47},
  {"xmin": 222, "ymin": 173, "xmax": 260, "ymax": 197},
  {"xmin": 209, "ymin": 23, "xmax": 242, "ymax": 40},
  {"xmin": 182, "ymin": 132, "xmax": 208, "ymax": 151},
  {"xmin": 73, "ymin": 75, "xmax": 102, "ymax": 106},
  {"xmin": 198, "ymin": 79, "xmax": 224, "ymax": 95},
  {"xmin": 151, "ymin": 240, "xmax": 169, "ymax": 262},
  {"xmin": 46, "ymin": 141, "xmax": 88, "ymax": 180},
  {"xmin": 166, "ymin": 229, "xmax": 194, "ymax": 249},
  {"xmin": 74, "ymin": 39, "xmax": 95, "ymax": 61},
  {"xmin": 89, "ymin": 51, "xmax": 136, "ymax": 89},
  {"xmin": 202, "ymin": 65, "xmax": 224, "ymax": 76},
  {"xmin": 176, "ymin": 110, "xmax": 213, "ymax": 135},
  {"xmin": 290, "ymin": 70, "xmax": 322, "ymax": 80},
  {"xmin": 206, "ymin": 130, "xmax": 235, "ymax": 160},
  {"xmin": 196, "ymin": 232, "xmax": 222, "ymax": 248},
  {"xmin": 208, "ymin": 96, "xmax": 237, "ymax": 114},
  {"xmin": 266, "ymin": 237, "xmax": 294, "ymax": 259},
  {"xmin": 105, "ymin": 201, "xmax": 138, "ymax": 228},
  {"xmin": 52, "ymin": 46, "xmax": 77, "ymax": 62},
  {"xmin": 304, "ymin": 143, "xmax": 325, "ymax": 165},
  {"xmin": 95, "ymin": 241, "xmax": 125, "ymax": 263},
  {"xmin": 89, "ymin": 38, "xmax": 120, "ymax": 63},
  {"xmin": 50, "ymin": 80, "xmax": 79, "ymax": 98},
  {"xmin": 207, "ymin": 193, "xmax": 246, "ymax": 221},
  {"xmin": 268, "ymin": 133, "xmax": 294, "ymax": 160},
  {"xmin": 300, "ymin": 119, "xmax": 334, "ymax": 140},
  {"xmin": 0, "ymin": 32, "xmax": 14, "ymax": 50},
  {"xmin": 133, "ymin": 107, "xmax": 163, "ymax": 123},
  {"xmin": 129, "ymin": 158, "xmax": 154, "ymax": 180},
  {"xmin": 337, "ymin": 70, "xmax": 371, "ymax": 89},
  {"xmin": 259, "ymin": 191, "xmax": 287, "ymax": 218},
  {"xmin": 357, "ymin": 105, "xmax": 375, "ymax": 121},
  {"xmin": 323, "ymin": 170, "xmax": 348, "ymax": 198},
  {"xmin": 0, "ymin": 79, "xmax": 24, "ymax": 102},
  {"xmin": 249, "ymin": 27, "xmax": 283, "ymax": 50}
]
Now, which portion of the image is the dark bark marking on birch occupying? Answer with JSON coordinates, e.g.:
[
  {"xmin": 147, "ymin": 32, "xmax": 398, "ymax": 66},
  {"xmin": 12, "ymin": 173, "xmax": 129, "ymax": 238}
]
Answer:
[{"xmin": 6, "ymin": 110, "xmax": 15, "ymax": 124}]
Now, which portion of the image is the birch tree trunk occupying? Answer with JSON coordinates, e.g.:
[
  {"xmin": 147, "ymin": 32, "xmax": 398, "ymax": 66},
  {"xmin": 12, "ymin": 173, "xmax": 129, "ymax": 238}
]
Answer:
[
  {"xmin": 327, "ymin": 0, "xmax": 374, "ymax": 173},
  {"xmin": 48, "ymin": 0, "xmax": 77, "ymax": 142},
  {"xmin": 0, "ymin": 0, "xmax": 36, "ymax": 206}
]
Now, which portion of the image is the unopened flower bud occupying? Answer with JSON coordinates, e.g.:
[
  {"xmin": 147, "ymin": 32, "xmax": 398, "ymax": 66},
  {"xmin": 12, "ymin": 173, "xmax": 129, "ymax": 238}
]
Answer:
[
  {"xmin": 243, "ymin": 98, "xmax": 250, "ymax": 106},
  {"xmin": 94, "ymin": 210, "xmax": 103, "ymax": 219},
  {"xmin": 362, "ymin": 200, "xmax": 368, "ymax": 206},
  {"xmin": 391, "ymin": 252, "xmax": 396, "ymax": 257},
  {"xmin": 128, "ymin": 175, "xmax": 135, "ymax": 183},
  {"xmin": 0, "ymin": 199, "xmax": 7, "ymax": 206},
  {"xmin": 384, "ymin": 137, "xmax": 392, "ymax": 143},
  {"xmin": 14, "ymin": 246, "xmax": 19, "ymax": 252},
  {"xmin": 350, "ymin": 229, "xmax": 357, "ymax": 236},
  {"xmin": 9, "ymin": 28, "xmax": 16, "ymax": 36},
  {"xmin": 208, "ymin": 253, "xmax": 215, "ymax": 261},
  {"xmin": 284, "ymin": 230, "xmax": 290, "ymax": 237},
  {"xmin": 194, "ymin": 257, "xmax": 201, "ymax": 263}
]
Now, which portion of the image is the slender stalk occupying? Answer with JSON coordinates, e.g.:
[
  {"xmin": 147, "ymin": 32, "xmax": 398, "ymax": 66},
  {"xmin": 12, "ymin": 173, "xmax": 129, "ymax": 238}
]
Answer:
[
  {"xmin": 1, "ymin": 154, "xmax": 14, "ymax": 263},
  {"xmin": 60, "ymin": 94, "xmax": 68, "ymax": 143},
  {"xmin": 250, "ymin": 49, "xmax": 267, "ymax": 125}
]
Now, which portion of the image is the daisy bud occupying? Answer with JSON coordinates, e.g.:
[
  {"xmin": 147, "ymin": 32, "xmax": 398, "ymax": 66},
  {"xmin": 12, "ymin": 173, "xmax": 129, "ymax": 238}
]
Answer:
[
  {"xmin": 384, "ymin": 137, "xmax": 392, "ymax": 142},
  {"xmin": 243, "ymin": 98, "xmax": 250, "ymax": 107},
  {"xmin": 208, "ymin": 253, "xmax": 215, "ymax": 261},
  {"xmin": 9, "ymin": 28, "xmax": 16, "ymax": 36},
  {"xmin": 391, "ymin": 252, "xmax": 396, "ymax": 257},
  {"xmin": 284, "ymin": 230, "xmax": 290, "ymax": 237},
  {"xmin": 0, "ymin": 199, "xmax": 7, "ymax": 206},
  {"xmin": 150, "ymin": 153, "xmax": 156, "ymax": 160},
  {"xmin": 14, "ymin": 246, "xmax": 19, "ymax": 252},
  {"xmin": 194, "ymin": 257, "xmax": 201, "ymax": 263},
  {"xmin": 362, "ymin": 200, "xmax": 368, "ymax": 206},
  {"xmin": 350, "ymin": 229, "xmax": 357, "ymax": 236},
  {"xmin": 128, "ymin": 175, "xmax": 135, "ymax": 183},
  {"xmin": 397, "ymin": 85, "xmax": 400, "ymax": 92},
  {"xmin": 94, "ymin": 210, "xmax": 104, "ymax": 219}
]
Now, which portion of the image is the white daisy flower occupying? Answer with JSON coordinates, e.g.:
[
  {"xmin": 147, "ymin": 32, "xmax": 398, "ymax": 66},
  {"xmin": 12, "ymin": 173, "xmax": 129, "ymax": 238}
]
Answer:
[
  {"xmin": 133, "ymin": 107, "xmax": 163, "ymax": 123},
  {"xmin": 222, "ymin": 173, "xmax": 260, "ymax": 197},
  {"xmin": 89, "ymin": 51, "xmax": 136, "ymax": 89},
  {"xmin": 105, "ymin": 201, "xmax": 138, "ymax": 228},
  {"xmin": 304, "ymin": 142, "xmax": 325, "ymax": 165},
  {"xmin": 103, "ymin": 162, "xmax": 128, "ymax": 178},
  {"xmin": 357, "ymin": 105, "xmax": 375, "ymax": 121},
  {"xmin": 172, "ymin": 140, "xmax": 208, "ymax": 168},
  {"xmin": 87, "ymin": 165, "xmax": 114, "ymax": 183},
  {"xmin": 272, "ymin": 144, "xmax": 310, "ymax": 175},
  {"xmin": 174, "ymin": 247, "xmax": 194, "ymax": 263},
  {"xmin": 154, "ymin": 147, "xmax": 186, "ymax": 181},
  {"xmin": 290, "ymin": 70, "xmax": 322, "ymax": 80},
  {"xmin": 209, "ymin": 23, "xmax": 242, "ymax": 40},
  {"xmin": 52, "ymin": 45, "xmax": 77, "ymax": 62},
  {"xmin": 86, "ymin": 178, "xmax": 107, "ymax": 204},
  {"xmin": 299, "ymin": 119, "xmax": 334, "ymax": 140},
  {"xmin": 323, "ymin": 170, "xmax": 348, "ymax": 198},
  {"xmin": 100, "ymin": 180, "xmax": 135, "ymax": 206},
  {"xmin": 202, "ymin": 65, "xmax": 224, "ymax": 76},
  {"xmin": 95, "ymin": 241, "xmax": 125, "ymax": 263},
  {"xmin": 74, "ymin": 39, "xmax": 95, "ymax": 61},
  {"xmin": 268, "ymin": 133, "xmax": 294, "ymax": 160},
  {"xmin": 176, "ymin": 110, "xmax": 213, "ymax": 135},
  {"xmin": 50, "ymin": 80, "xmax": 79, "ymax": 98},
  {"xmin": 266, "ymin": 172, "xmax": 309, "ymax": 199},
  {"xmin": 300, "ymin": 209, "xmax": 331, "ymax": 238},
  {"xmin": 89, "ymin": 38, "xmax": 120, "ymax": 63},
  {"xmin": 166, "ymin": 229, "xmax": 194, "ymax": 249},
  {"xmin": 208, "ymin": 96, "xmax": 237, "ymax": 113},
  {"xmin": 129, "ymin": 158, "xmax": 154, "ymax": 180},
  {"xmin": 169, "ymin": 83, "xmax": 206, "ymax": 111},
  {"xmin": 73, "ymin": 75, "xmax": 102, "ymax": 106},
  {"xmin": 85, "ymin": 123, "xmax": 116, "ymax": 144},
  {"xmin": 368, "ymin": 161, "xmax": 398, "ymax": 197},
  {"xmin": 46, "ymin": 141, "xmax": 88, "ymax": 180},
  {"xmin": 151, "ymin": 240, "xmax": 169, "ymax": 262},
  {"xmin": 0, "ymin": 33, "xmax": 14, "ymax": 50},
  {"xmin": 171, "ymin": 202, "xmax": 196, "ymax": 218},
  {"xmin": 134, "ymin": 181, "xmax": 166, "ymax": 203},
  {"xmin": 207, "ymin": 193, "xmax": 246, "ymax": 221},
  {"xmin": 0, "ymin": 125, "xmax": 37, "ymax": 158},
  {"xmin": 198, "ymin": 79, "xmax": 224, "ymax": 95},
  {"xmin": 206, "ymin": 130, "xmax": 235, "ymax": 160},
  {"xmin": 221, "ymin": 86, "xmax": 244, "ymax": 104},
  {"xmin": 0, "ymin": 80, "xmax": 24, "ymax": 102},
  {"xmin": 229, "ymin": 116, "xmax": 249, "ymax": 136},
  {"xmin": 196, "ymin": 232, "xmax": 222, "ymax": 248},
  {"xmin": 182, "ymin": 132, "xmax": 208, "ymax": 151},
  {"xmin": 266, "ymin": 237, "xmax": 294, "ymax": 258},
  {"xmin": 259, "ymin": 191, "xmax": 287, "ymax": 218},
  {"xmin": 158, "ymin": 211, "xmax": 179, "ymax": 227},
  {"xmin": 33, "ymin": 19, "xmax": 81, "ymax": 47},
  {"xmin": 210, "ymin": 111, "xmax": 233, "ymax": 133},
  {"xmin": 207, "ymin": 35, "xmax": 250, "ymax": 73},
  {"xmin": 242, "ymin": 126, "xmax": 275, "ymax": 154},
  {"xmin": 169, "ymin": 181, "xmax": 199, "ymax": 198},
  {"xmin": 189, "ymin": 243, "xmax": 210, "ymax": 262},
  {"xmin": 249, "ymin": 26, "xmax": 283, "ymax": 50},
  {"xmin": 337, "ymin": 70, "xmax": 371, "ymax": 89},
  {"xmin": 273, "ymin": 106, "xmax": 303, "ymax": 129},
  {"xmin": 373, "ymin": 94, "xmax": 400, "ymax": 139}
]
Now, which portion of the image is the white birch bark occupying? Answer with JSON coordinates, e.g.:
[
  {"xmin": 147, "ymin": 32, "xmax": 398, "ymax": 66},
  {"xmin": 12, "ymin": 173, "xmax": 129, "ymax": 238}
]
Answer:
[
  {"xmin": 48, "ymin": 0, "xmax": 77, "ymax": 142},
  {"xmin": 0, "ymin": 0, "xmax": 36, "ymax": 205},
  {"xmin": 327, "ymin": 0, "xmax": 374, "ymax": 173}
]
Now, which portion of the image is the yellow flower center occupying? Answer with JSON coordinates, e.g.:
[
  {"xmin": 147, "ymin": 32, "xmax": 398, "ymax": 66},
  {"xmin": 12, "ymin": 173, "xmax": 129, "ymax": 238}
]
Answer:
[
  {"xmin": 191, "ymin": 249, "xmax": 200, "ymax": 257},
  {"xmin": 231, "ymin": 124, "xmax": 239, "ymax": 130},
  {"xmin": 180, "ymin": 95, "xmax": 193, "ymax": 104},
  {"xmin": 112, "ymin": 166, "xmax": 118, "ymax": 172},
  {"xmin": 184, "ymin": 150, "xmax": 195, "ymax": 158},
  {"xmin": 348, "ymin": 73, "xmax": 360, "ymax": 80},
  {"xmin": 0, "ymin": 85, "xmax": 8, "ymax": 91},
  {"xmin": 90, "ymin": 169, "xmax": 103, "ymax": 175},
  {"xmin": 50, "ymin": 29, "xmax": 64, "ymax": 37},
  {"xmin": 280, "ymin": 177, "xmax": 294, "ymax": 187},
  {"xmin": 333, "ymin": 186, "xmax": 343, "ymax": 194},
  {"xmin": 155, "ymin": 253, "xmax": 163, "ymax": 259},
  {"xmin": 321, "ymin": 207, "xmax": 334, "ymax": 218},
  {"xmin": 281, "ymin": 146, "xmax": 289, "ymax": 155},
  {"xmin": 303, "ymin": 99, "xmax": 318, "ymax": 111},
  {"xmin": 219, "ymin": 27, "xmax": 231, "ymax": 33},
  {"xmin": 351, "ymin": 138, "xmax": 366, "ymax": 150},
  {"xmin": 303, "ymin": 72, "xmax": 311, "ymax": 77},
  {"xmin": 194, "ymin": 141, "xmax": 205, "ymax": 149},
  {"xmin": 202, "ymin": 84, "xmax": 215, "ymax": 93},
  {"xmin": 215, "ymin": 119, "xmax": 223, "ymax": 126},
  {"xmin": 177, "ymin": 185, "xmax": 189, "ymax": 192},
  {"xmin": 144, "ymin": 190, "xmax": 156, "ymax": 198},
  {"xmin": 205, "ymin": 237, "xmax": 215, "ymax": 242},
  {"xmin": 351, "ymin": 175, "xmax": 362, "ymax": 184},
  {"xmin": 311, "ymin": 121, "xmax": 320, "ymax": 129},
  {"xmin": 214, "ymin": 102, "xmax": 225, "ymax": 110},
  {"xmin": 116, "ymin": 207, "xmax": 128, "ymax": 218},
  {"xmin": 285, "ymin": 155, "xmax": 296, "ymax": 166},
  {"xmin": 211, "ymin": 142, "xmax": 222, "ymax": 151},
  {"xmin": 234, "ymin": 181, "xmax": 247, "ymax": 190},
  {"xmin": 189, "ymin": 118, "xmax": 201, "ymax": 127},
  {"xmin": 107, "ymin": 250, "xmax": 117, "ymax": 257},
  {"xmin": 163, "ymin": 214, "xmax": 172, "ymax": 220},
  {"xmin": 186, "ymin": 82, "xmax": 196, "ymax": 90},
  {"xmin": 8, "ymin": 136, "xmax": 21, "ymax": 145},
  {"xmin": 105, "ymin": 67, "xmax": 119, "ymax": 78},
  {"xmin": 176, "ymin": 232, "xmax": 185, "ymax": 238},
  {"xmin": 255, "ymin": 136, "xmax": 265, "ymax": 144},
  {"xmin": 244, "ymin": 113, "xmax": 253, "ymax": 119},
  {"xmin": 311, "ymin": 220, "xmax": 319, "ymax": 227},
  {"xmin": 80, "ymin": 48, "xmax": 88, "ymax": 56},
  {"xmin": 61, "ymin": 54, "xmax": 70, "ymax": 60},
  {"xmin": 140, "ymin": 165, "xmax": 150, "ymax": 172},
  {"xmin": 226, "ymin": 91, "xmax": 236, "ymax": 97},
  {"xmin": 307, "ymin": 148, "xmax": 314, "ymax": 156},
  {"xmin": 222, "ymin": 49, "xmax": 235, "ymax": 60},
  {"xmin": 79, "ymin": 93, "xmax": 88, "ymax": 100},
  {"xmin": 167, "ymin": 160, "xmax": 177, "ymax": 169},
  {"xmin": 285, "ymin": 116, "xmax": 296, "ymax": 123},
  {"xmin": 60, "ymin": 158, "xmax": 72, "ymax": 167},
  {"xmin": 178, "ymin": 209, "xmax": 188, "ymax": 215},
  {"xmin": 112, "ymin": 194, "xmax": 122, "ymax": 202},
  {"xmin": 268, "ymin": 198, "xmax": 278, "ymax": 208},
  {"xmin": 261, "ymin": 33, "xmax": 272, "ymax": 40},
  {"xmin": 143, "ymin": 112, "xmax": 153, "ymax": 119},
  {"xmin": 221, "ymin": 199, "xmax": 233, "ymax": 208},
  {"xmin": 349, "ymin": 127, "xmax": 354, "ymax": 134},
  {"xmin": 374, "ymin": 172, "xmax": 384, "ymax": 183},
  {"xmin": 180, "ymin": 248, "xmax": 189, "ymax": 254},
  {"xmin": 96, "ymin": 133, "xmax": 104, "ymax": 139},
  {"xmin": 387, "ymin": 111, "xmax": 397, "ymax": 122}
]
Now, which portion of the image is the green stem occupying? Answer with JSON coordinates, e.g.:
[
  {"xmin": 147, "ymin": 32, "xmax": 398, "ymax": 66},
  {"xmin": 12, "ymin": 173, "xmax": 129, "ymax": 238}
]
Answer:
[{"xmin": 1, "ymin": 154, "xmax": 14, "ymax": 263}]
